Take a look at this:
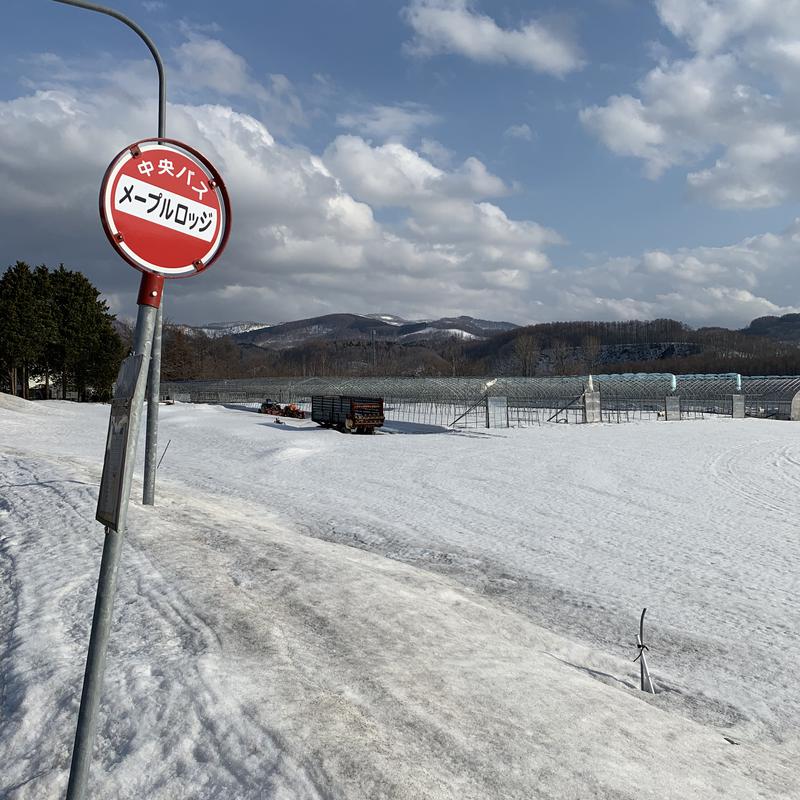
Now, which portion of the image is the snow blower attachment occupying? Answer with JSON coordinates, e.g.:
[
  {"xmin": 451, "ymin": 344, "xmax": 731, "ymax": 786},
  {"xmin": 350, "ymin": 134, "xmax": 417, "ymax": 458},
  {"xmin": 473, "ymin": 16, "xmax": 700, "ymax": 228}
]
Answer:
[{"xmin": 634, "ymin": 607, "xmax": 656, "ymax": 693}]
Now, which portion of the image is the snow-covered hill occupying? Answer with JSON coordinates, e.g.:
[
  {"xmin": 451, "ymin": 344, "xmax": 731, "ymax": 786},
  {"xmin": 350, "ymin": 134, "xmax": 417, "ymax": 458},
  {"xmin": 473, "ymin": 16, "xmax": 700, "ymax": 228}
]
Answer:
[{"xmin": 230, "ymin": 313, "xmax": 518, "ymax": 349}]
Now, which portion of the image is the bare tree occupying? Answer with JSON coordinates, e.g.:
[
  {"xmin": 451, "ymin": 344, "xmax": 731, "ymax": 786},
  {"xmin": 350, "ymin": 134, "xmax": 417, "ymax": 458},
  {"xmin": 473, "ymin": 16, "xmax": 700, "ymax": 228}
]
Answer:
[
  {"xmin": 514, "ymin": 333, "xmax": 540, "ymax": 377},
  {"xmin": 583, "ymin": 335, "xmax": 601, "ymax": 373},
  {"xmin": 551, "ymin": 339, "xmax": 572, "ymax": 375}
]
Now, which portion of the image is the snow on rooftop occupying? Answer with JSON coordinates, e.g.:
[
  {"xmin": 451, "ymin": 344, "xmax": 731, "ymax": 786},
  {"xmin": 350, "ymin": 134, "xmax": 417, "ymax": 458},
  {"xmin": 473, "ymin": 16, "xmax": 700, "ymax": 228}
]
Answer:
[{"xmin": 1, "ymin": 400, "xmax": 798, "ymax": 798}]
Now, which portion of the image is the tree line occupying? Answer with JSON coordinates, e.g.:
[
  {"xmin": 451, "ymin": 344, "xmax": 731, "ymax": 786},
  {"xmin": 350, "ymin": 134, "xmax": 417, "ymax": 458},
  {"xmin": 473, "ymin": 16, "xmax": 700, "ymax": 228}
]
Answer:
[
  {"xmin": 155, "ymin": 326, "xmax": 466, "ymax": 380},
  {"xmin": 0, "ymin": 262, "xmax": 124, "ymax": 400},
  {"xmin": 468, "ymin": 319, "xmax": 800, "ymax": 377}
]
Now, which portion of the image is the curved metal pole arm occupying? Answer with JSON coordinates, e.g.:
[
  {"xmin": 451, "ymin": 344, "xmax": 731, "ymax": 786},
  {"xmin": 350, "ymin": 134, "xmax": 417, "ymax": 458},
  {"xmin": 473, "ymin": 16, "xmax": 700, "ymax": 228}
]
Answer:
[{"xmin": 52, "ymin": 0, "xmax": 165, "ymax": 137}]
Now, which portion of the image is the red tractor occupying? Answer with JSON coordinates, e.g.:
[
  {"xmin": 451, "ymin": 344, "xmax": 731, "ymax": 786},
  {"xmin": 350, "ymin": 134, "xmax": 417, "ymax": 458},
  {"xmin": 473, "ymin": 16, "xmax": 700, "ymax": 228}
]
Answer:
[
  {"xmin": 282, "ymin": 403, "xmax": 306, "ymax": 419},
  {"xmin": 258, "ymin": 399, "xmax": 306, "ymax": 419}
]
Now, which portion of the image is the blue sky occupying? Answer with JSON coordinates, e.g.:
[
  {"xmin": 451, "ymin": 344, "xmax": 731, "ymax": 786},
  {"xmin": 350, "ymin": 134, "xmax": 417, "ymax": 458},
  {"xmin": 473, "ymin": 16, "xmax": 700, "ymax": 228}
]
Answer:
[{"xmin": 2, "ymin": 0, "xmax": 800, "ymax": 326}]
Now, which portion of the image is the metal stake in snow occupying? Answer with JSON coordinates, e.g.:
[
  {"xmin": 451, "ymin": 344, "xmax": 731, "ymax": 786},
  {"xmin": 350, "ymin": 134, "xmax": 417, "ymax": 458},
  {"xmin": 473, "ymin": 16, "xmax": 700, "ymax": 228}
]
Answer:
[{"xmin": 634, "ymin": 607, "xmax": 656, "ymax": 694}]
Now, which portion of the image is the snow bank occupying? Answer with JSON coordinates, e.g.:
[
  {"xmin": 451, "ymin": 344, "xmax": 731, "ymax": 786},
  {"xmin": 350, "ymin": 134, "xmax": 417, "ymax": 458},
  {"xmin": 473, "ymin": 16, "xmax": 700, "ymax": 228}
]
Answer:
[{"xmin": 0, "ymin": 392, "xmax": 37, "ymax": 413}]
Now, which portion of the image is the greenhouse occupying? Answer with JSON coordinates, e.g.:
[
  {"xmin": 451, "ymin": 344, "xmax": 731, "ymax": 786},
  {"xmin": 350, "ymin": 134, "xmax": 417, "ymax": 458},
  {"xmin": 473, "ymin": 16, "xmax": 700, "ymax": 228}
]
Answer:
[
  {"xmin": 740, "ymin": 376, "xmax": 800, "ymax": 420},
  {"xmin": 160, "ymin": 373, "xmax": 800, "ymax": 426}
]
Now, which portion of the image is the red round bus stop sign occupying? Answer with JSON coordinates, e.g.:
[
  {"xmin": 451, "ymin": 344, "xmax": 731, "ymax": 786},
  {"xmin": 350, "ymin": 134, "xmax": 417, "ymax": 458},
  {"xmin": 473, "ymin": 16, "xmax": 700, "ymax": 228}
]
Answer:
[{"xmin": 100, "ymin": 138, "xmax": 231, "ymax": 277}]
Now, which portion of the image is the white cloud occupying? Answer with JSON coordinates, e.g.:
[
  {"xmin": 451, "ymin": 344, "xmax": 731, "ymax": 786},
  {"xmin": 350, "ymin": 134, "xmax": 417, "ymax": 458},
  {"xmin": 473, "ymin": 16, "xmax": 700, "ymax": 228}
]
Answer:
[
  {"xmin": 323, "ymin": 136, "xmax": 445, "ymax": 206},
  {"xmin": 655, "ymin": 0, "xmax": 800, "ymax": 60},
  {"xmin": 321, "ymin": 136, "xmax": 557, "ymax": 285},
  {"xmin": 403, "ymin": 0, "xmax": 584, "ymax": 77},
  {"xmin": 0, "ymin": 52, "xmax": 564, "ymax": 325},
  {"xmin": 336, "ymin": 103, "xmax": 439, "ymax": 141},
  {"xmin": 176, "ymin": 36, "xmax": 252, "ymax": 96},
  {"xmin": 174, "ymin": 35, "xmax": 306, "ymax": 134},
  {"xmin": 419, "ymin": 138, "xmax": 454, "ymax": 166},
  {"xmin": 503, "ymin": 123, "xmax": 534, "ymax": 141},
  {"xmin": 323, "ymin": 136, "xmax": 510, "ymax": 206},
  {"xmin": 581, "ymin": 1, "xmax": 800, "ymax": 208},
  {"xmin": 4, "ymin": 34, "xmax": 797, "ymax": 328},
  {"xmin": 562, "ymin": 224, "xmax": 800, "ymax": 326},
  {"xmin": 581, "ymin": 54, "xmax": 747, "ymax": 181}
]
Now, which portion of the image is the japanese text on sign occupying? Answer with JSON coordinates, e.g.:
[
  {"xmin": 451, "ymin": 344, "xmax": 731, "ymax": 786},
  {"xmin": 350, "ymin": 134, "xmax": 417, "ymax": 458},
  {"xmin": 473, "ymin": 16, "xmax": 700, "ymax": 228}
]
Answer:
[{"xmin": 114, "ymin": 175, "xmax": 217, "ymax": 243}]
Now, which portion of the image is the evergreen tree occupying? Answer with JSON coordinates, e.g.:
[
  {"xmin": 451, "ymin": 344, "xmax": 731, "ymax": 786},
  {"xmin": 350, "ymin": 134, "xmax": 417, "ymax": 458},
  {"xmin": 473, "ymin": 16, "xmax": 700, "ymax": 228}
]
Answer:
[
  {"xmin": 0, "ymin": 263, "xmax": 123, "ymax": 400},
  {"xmin": 32, "ymin": 265, "xmax": 58, "ymax": 398},
  {"xmin": 0, "ymin": 261, "xmax": 49, "ymax": 398}
]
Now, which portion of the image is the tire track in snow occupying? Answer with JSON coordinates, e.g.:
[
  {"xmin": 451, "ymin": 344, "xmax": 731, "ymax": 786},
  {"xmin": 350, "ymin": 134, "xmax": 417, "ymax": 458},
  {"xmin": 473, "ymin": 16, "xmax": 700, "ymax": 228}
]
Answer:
[
  {"xmin": 0, "ymin": 454, "xmax": 330, "ymax": 800},
  {"xmin": 776, "ymin": 443, "xmax": 800, "ymax": 492},
  {"xmin": 113, "ymin": 542, "xmax": 333, "ymax": 800},
  {"xmin": 0, "ymin": 484, "xmax": 22, "ymax": 722},
  {"xmin": 0, "ymin": 454, "xmax": 106, "ymax": 799},
  {"xmin": 707, "ymin": 440, "xmax": 798, "ymax": 517}
]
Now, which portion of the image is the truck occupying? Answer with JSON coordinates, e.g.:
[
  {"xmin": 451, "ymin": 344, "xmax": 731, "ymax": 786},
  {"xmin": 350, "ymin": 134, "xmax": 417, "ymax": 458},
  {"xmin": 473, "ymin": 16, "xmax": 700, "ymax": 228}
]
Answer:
[{"xmin": 311, "ymin": 395, "xmax": 384, "ymax": 434}]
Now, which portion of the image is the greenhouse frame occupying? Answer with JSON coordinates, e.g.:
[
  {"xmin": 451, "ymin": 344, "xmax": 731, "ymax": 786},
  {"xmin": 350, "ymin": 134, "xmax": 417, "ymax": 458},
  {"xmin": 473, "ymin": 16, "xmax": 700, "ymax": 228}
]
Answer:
[{"xmin": 160, "ymin": 373, "xmax": 800, "ymax": 427}]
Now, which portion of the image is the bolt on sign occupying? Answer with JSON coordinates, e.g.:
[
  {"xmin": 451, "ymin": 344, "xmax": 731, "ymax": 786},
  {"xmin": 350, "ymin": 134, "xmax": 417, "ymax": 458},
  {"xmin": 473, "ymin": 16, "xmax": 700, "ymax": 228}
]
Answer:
[{"xmin": 100, "ymin": 138, "xmax": 231, "ymax": 277}]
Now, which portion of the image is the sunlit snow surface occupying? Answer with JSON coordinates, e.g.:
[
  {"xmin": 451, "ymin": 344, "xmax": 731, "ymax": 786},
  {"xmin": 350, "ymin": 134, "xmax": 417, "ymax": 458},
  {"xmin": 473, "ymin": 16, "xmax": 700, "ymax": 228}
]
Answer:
[{"xmin": 1, "ymin": 394, "xmax": 798, "ymax": 798}]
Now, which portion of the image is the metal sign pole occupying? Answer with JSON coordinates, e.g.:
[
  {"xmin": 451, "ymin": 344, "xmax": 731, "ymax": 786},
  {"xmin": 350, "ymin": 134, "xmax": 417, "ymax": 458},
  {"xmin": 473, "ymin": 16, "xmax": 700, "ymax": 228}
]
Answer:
[
  {"xmin": 49, "ymin": 8, "xmax": 169, "ymax": 795},
  {"xmin": 66, "ymin": 275, "xmax": 164, "ymax": 800},
  {"xmin": 53, "ymin": 8, "xmax": 229, "ymax": 797},
  {"xmin": 53, "ymin": 1, "xmax": 167, "ymax": 506},
  {"xmin": 143, "ymin": 301, "xmax": 163, "ymax": 505}
]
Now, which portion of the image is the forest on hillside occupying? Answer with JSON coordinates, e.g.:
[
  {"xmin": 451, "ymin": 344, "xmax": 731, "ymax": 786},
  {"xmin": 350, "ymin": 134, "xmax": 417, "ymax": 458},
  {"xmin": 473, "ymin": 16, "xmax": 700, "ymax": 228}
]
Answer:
[{"xmin": 151, "ymin": 317, "xmax": 800, "ymax": 382}]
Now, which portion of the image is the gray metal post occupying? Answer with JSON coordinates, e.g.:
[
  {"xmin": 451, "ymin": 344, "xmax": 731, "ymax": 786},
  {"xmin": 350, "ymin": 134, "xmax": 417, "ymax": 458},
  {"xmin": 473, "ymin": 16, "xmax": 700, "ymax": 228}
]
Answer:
[
  {"xmin": 53, "ymin": 1, "xmax": 167, "ymax": 505},
  {"xmin": 66, "ymin": 300, "xmax": 158, "ymax": 800},
  {"xmin": 65, "ymin": 528, "xmax": 122, "ymax": 800},
  {"xmin": 143, "ymin": 302, "xmax": 162, "ymax": 505},
  {"xmin": 51, "ymin": 6, "xmax": 167, "ymax": 795}
]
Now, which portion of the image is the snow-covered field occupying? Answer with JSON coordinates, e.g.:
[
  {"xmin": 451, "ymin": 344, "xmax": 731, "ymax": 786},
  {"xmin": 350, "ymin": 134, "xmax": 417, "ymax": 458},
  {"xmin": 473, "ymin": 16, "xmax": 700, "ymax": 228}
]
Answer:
[{"xmin": 1, "ymin": 394, "xmax": 798, "ymax": 798}]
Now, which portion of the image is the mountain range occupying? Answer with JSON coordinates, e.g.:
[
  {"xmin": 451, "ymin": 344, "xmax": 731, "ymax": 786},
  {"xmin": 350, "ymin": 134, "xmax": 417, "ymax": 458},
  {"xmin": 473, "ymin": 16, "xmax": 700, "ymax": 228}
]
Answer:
[
  {"xmin": 188, "ymin": 314, "xmax": 519, "ymax": 350},
  {"xmin": 184, "ymin": 311, "xmax": 800, "ymax": 351},
  {"xmin": 154, "ymin": 312, "xmax": 800, "ymax": 381}
]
